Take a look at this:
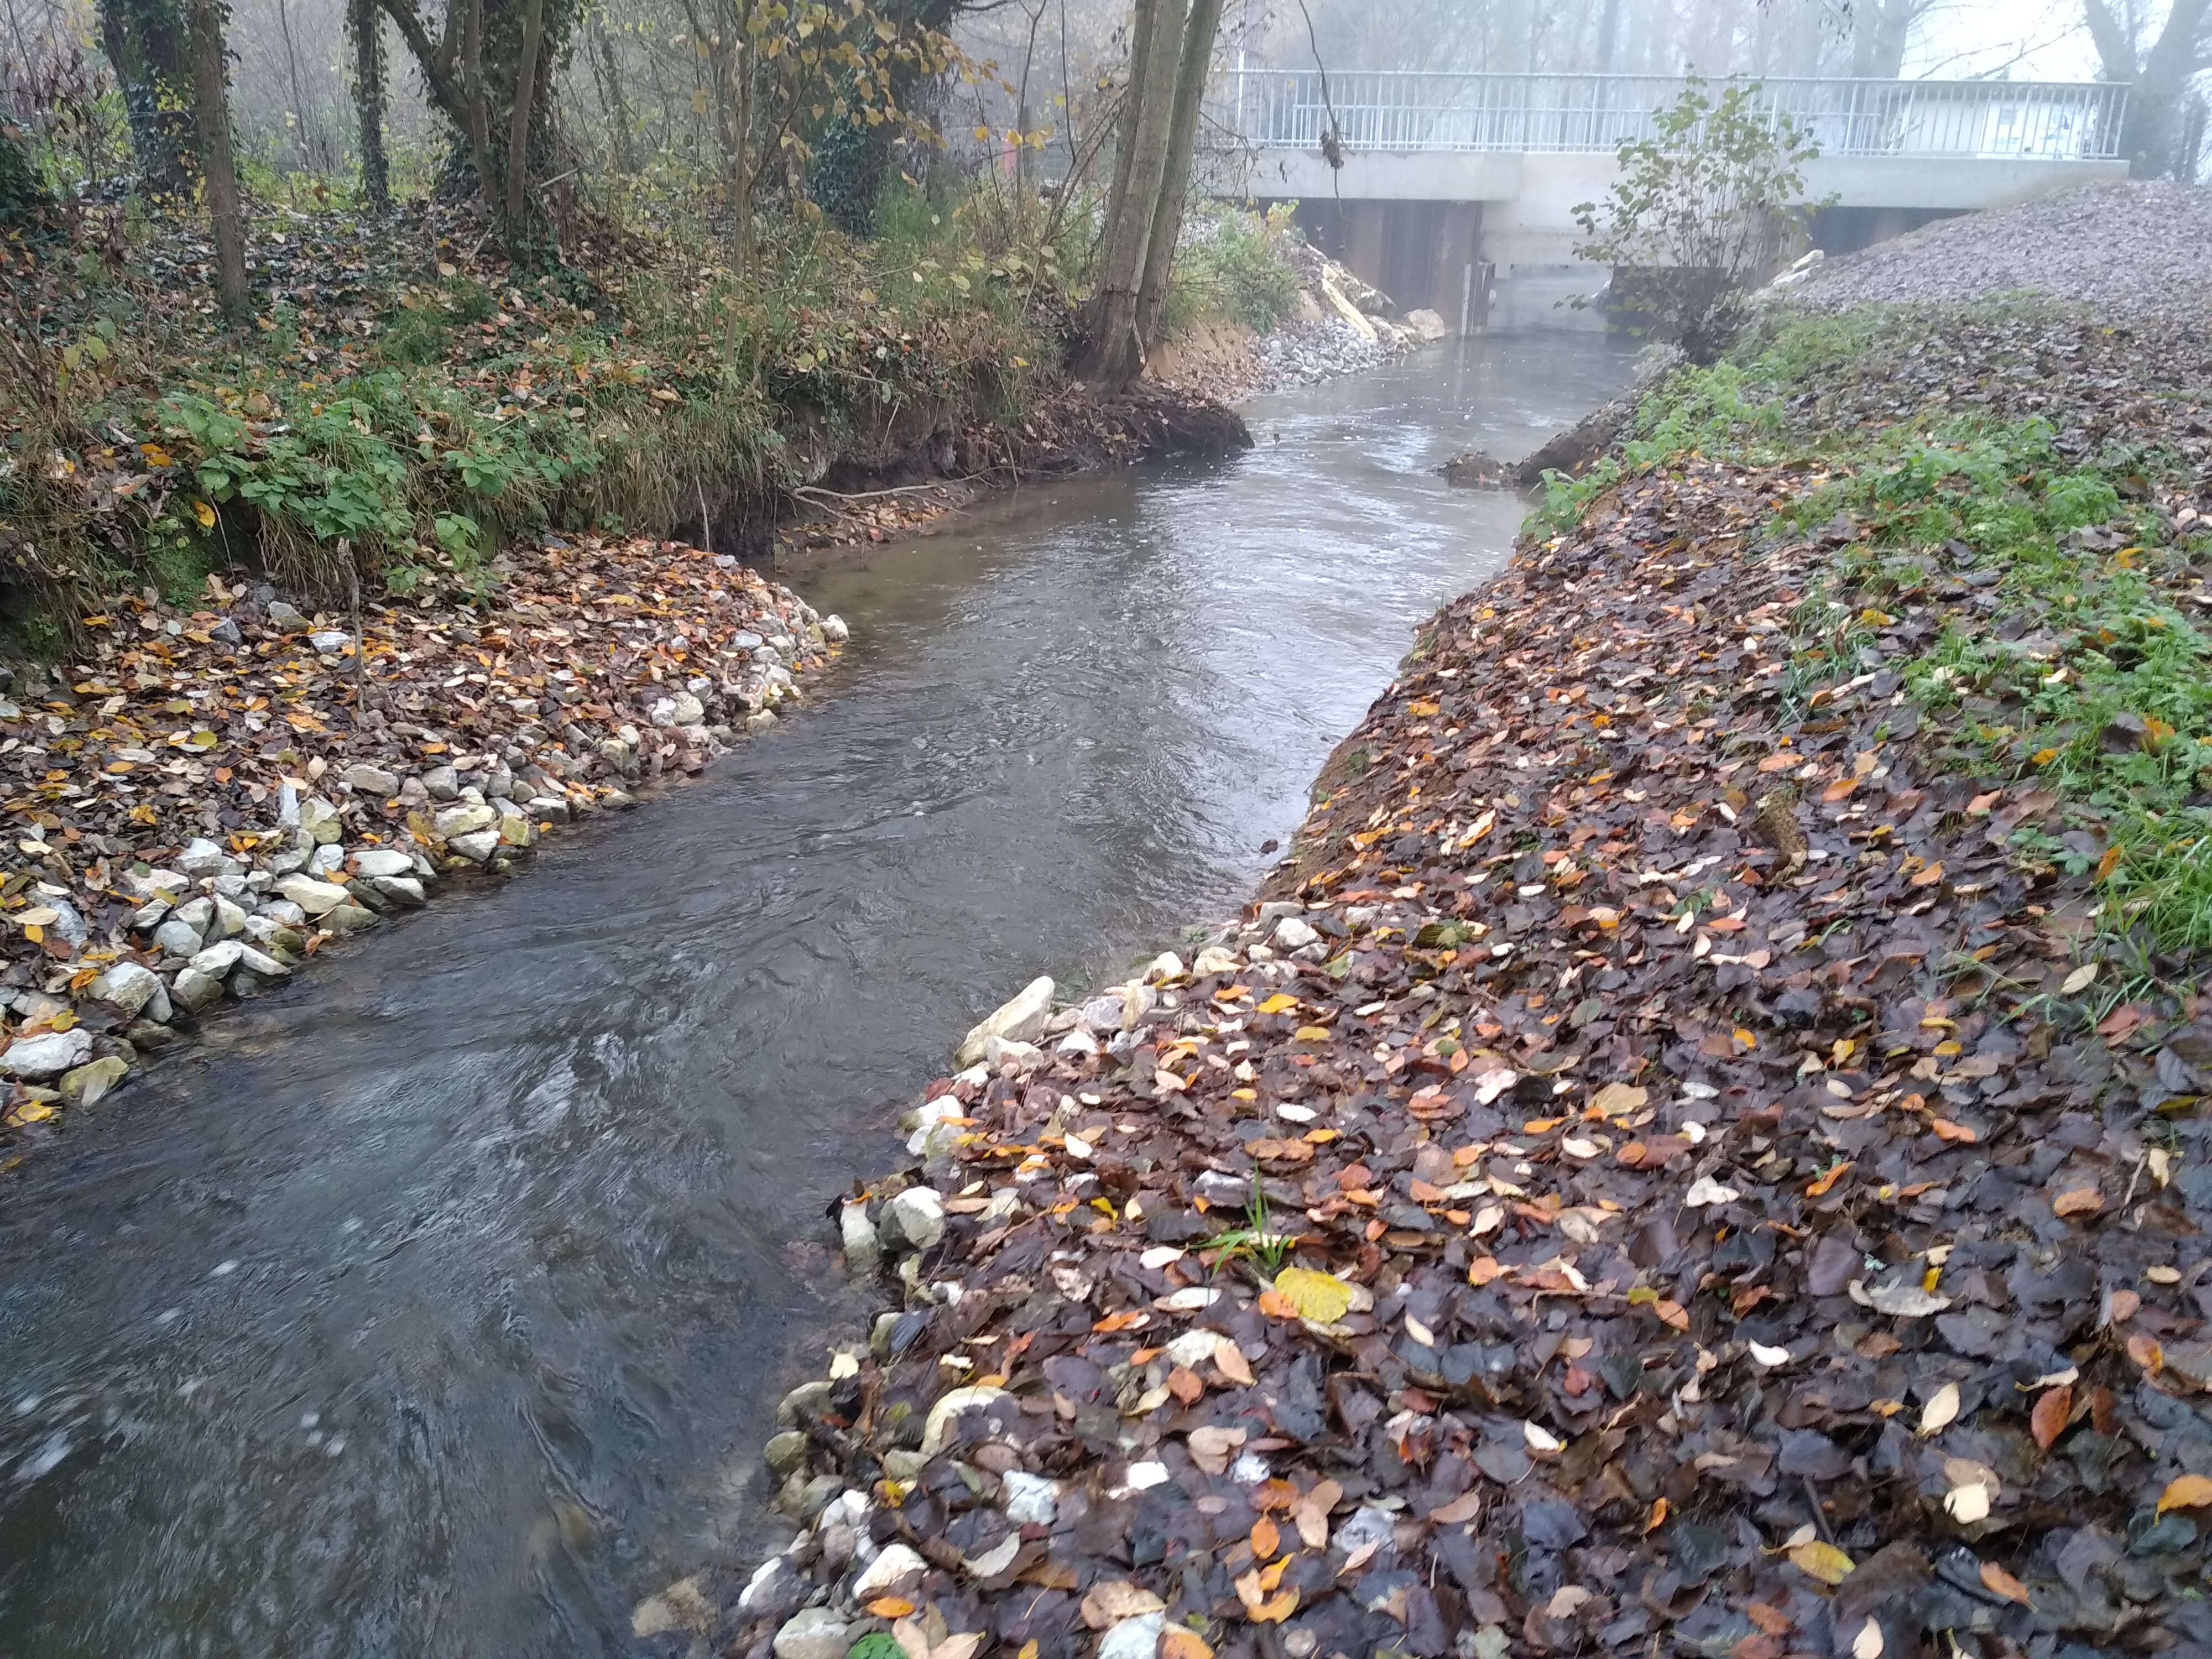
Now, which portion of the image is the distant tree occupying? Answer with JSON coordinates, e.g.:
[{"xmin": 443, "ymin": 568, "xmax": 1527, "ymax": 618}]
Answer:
[
  {"xmin": 95, "ymin": 0, "xmax": 197, "ymax": 194},
  {"xmin": 2083, "ymin": 0, "xmax": 2212, "ymax": 179},
  {"xmin": 1572, "ymin": 77, "xmax": 1823, "ymax": 363},
  {"xmin": 0, "ymin": 121, "xmax": 55, "ymax": 229},
  {"xmin": 346, "ymin": 0, "xmax": 391, "ymax": 208},
  {"xmin": 186, "ymin": 0, "xmax": 248, "ymax": 320}
]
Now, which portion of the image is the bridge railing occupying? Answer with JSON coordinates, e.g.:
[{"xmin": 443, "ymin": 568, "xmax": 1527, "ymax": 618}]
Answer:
[{"xmin": 1217, "ymin": 72, "xmax": 2128, "ymax": 160}]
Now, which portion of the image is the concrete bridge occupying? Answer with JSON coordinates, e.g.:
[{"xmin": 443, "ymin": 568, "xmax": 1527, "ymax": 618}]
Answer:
[{"xmin": 1207, "ymin": 72, "xmax": 2131, "ymax": 329}]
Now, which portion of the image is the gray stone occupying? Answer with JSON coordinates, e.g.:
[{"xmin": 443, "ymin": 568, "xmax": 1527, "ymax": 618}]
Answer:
[
  {"xmin": 954, "ymin": 974, "xmax": 1055, "ymax": 1067},
  {"xmin": 59, "ymin": 1055, "xmax": 129, "ymax": 1106},
  {"xmin": 851, "ymin": 1543, "xmax": 925, "ymax": 1600},
  {"xmin": 880, "ymin": 1186, "xmax": 946, "ymax": 1253},
  {"xmin": 299, "ymin": 797, "xmax": 343, "ymax": 844},
  {"xmin": 208, "ymin": 616, "xmax": 243, "ymax": 648},
  {"xmin": 169, "ymin": 968, "xmax": 226, "ymax": 1013},
  {"xmin": 650, "ymin": 690, "xmax": 705, "ymax": 728},
  {"xmin": 236, "ymin": 946, "xmax": 290, "ymax": 978},
  {"xmin": 0, "ymin": 1027, "xmax": 92, "ymax": 1078},
  {"xmin": 173, "ymin": 896, "xmax": 215, "ymax": 932},
  {"xmin": 776, "ymin": 1379, "xmax": 833, "ymax": 1426},
  {"xmin": 435, "ymin": 803, "xmax": 496, "ymax": 840},
  {"xmin": 763, "ymin": 1429, "xmax": 810, "ymax": 1478},
  {"xmin": 89, "ymin": 961, "xmax": 162, "ymax": 1016},
  {"xmin": 1272, "ymin": 916, "xmax": 1321, "ymax": 950},
  {"xmin": 422, "ymin": 765, "xmax": 460, "ymax": 801},
  {"xmin": 1097, "ymin": 1613, "xmax": 1165, "ymax": 1659},
  {"xmin": 265, "ymin": 599, "xmax": 310, "ymax": 630},
  {"xmin": 526, "ymin": 795, "xmax": 570, "ymax": 825},
  {"xmin": 497, "ymin": 815, "xmax": 533, "ymax": 848},
  {"xmin": 448, "ymin": 830, "xmax": 500, "ymax": 863},
  {"xmin": 351, "ymin": 848, "xmax": 414, "ymax": 879},
  {"xmin": 275, "ymin": 875, "xmax": 351, "ymax": 916},
  {"xmin": 309, "ymin": 629, "xmax": 351, "ymax": 654},
  {"xmin": 212, "ymin": 896, "xmax": 247, "ymax": 939},
  {"xmin": 1000, "ymin": 1470, "xmax": 1059, "ymax": 1526},
  {"xmin": 841, "ymin": 1199, "xmax": 881, "ymax": 1275},
  {"xmin": 743, "ymin": 709, "xmax": 777, "ymax": 734},
  {"xmin": 341, "ymin": 763, "xmax": 400, "ymax": 797},
  {"xmin": 771, "ymin": 1607, "xmax": 849, "ymax": 1659},
  {"xmin": 368, "ymin": 875, "xmax": 426, "ymax": 907},
  {"xmin": 189, "ymin": 940, "xmax": 246, "ymax": 978},
  {"xmin": 255, "ymin": 898, "xmax": 309, "ymax": 926},
  {"xmin": 125, "ymin": 1020, "xmax": 177, "ymax": 1048},
  {"xmin": 320, "ymin": 904, "xmax": 378, "ymax": 933},
  {"xmin": 152, "ymin": 920, "xmax": 205, "ymax": 957},
  {"xmin": 178, "ymin": 837, "xmax": 230, "ymax": 876},
  {"xmin": 822, "ymin": 613, "xmax": 849, "ymax": 642},
  {"xmin": 737, "ymin": 1556, "xmax": 806, "ymax": 1623},
  {"xmin": 1078, "ymin": 994, "xmax": 1125, "ymax": 1032}
]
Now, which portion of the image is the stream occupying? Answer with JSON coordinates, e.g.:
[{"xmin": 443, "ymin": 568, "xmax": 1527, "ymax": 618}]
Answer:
[{"xmin": 0, "ymin": 333, "xmax": 1634, "ymax": 1657}]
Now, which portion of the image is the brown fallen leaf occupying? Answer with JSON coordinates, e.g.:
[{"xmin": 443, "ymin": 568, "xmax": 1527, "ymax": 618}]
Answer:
[
  {"xmin": 1159, "ymin": 1630, "xmax": 1214, "ymax": 1659},
  {"xmin": 1250, "ymin": 1515, "xmax": 1280, "ymax": 1558},
  {"xmin": 2030, "ymin": 1384, "xmax": 2072, "ymax": 1451},
  {"xmin": 1978, "ymin": 1562, "xmax": 2031, "ymax": 1606},
  {"xmin": 2052, "ymin": 1186, "xmax": 2104, "ymax": 1219},
  {"xmin": 1079, "ymin": 1581, "xmax": 1166, "ymax": 1629}
]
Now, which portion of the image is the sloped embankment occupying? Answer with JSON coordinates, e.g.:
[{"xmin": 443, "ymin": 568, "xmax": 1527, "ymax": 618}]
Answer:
[{"xmin": 695, "ymin": 296, "xmax": 2212, "ymax": 1659}]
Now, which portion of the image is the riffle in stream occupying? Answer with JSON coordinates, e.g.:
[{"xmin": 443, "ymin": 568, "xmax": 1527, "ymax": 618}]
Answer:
[{"xmin": 0, "ymin": 333, "xmax": 1634, "ymax": 1657}]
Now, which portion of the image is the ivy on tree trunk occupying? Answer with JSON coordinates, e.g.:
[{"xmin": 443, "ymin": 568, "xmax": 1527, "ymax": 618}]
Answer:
[{"xmin": 96, "ymin": 0, "xmax": 197, "ymax": 196}]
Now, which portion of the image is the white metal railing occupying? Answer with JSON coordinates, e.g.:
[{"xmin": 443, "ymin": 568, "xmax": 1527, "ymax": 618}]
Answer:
[{"xmin": 1216, "ymin": 72, "xmax": 2128, "ymax": 160}]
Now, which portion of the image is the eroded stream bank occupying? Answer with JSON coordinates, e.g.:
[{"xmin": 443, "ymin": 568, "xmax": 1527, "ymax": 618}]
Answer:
[{"xmin": 0, "ymin": 333, "xmax": 1634, "ymax": 1658}]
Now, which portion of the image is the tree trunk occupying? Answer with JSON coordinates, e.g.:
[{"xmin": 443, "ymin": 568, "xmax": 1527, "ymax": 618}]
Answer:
[
  {"xmin": 589, "ymin": 8, "xmax": 637, "ymax": 172},
  {"xmin": 1098, "ymin": 0, "xmax": 1156, "ymax": 249},
  {"xmin": 1077, "ymin": 0, "xmax": 1187, "ymax": 385},
  {"xmin": 348, "ymin": 0, "xmax": 390, "ymax": 207},
  {"xmin": 2084, "ymin": 0, "xmax": 2212, "ymax": 177},
  {"xmin": 188, "ymin": 0, "xmax": 247, "ymax": 322},
  {"xmin": 98, "ymin": 0, "xmax": 196, "ymax": 195},
  {"xmin": 1132, "ymin": 0, "xmax": 1225, "ymax": 353},
  {"xmin": 503, "ymin": 0, "xmax": 546, "ymax": 230},
  {"xmin": 458, "ymin": 0, "xmax": 498, "ymax": 215}
]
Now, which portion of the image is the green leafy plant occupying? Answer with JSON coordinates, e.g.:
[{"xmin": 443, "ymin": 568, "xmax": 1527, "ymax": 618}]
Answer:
[
  {"xmin": 1205, "ymin": 1177, "xmax": 1296, "ymax": 1276},
  {"xmin": 1572, "ymin": 77, "xmax": 1827, "ymax": 363}
]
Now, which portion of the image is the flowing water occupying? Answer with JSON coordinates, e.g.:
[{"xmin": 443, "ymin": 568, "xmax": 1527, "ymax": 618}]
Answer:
[{"xmin": 0, "ymin": 333, "xmax": 1634, "ymax": 1657}]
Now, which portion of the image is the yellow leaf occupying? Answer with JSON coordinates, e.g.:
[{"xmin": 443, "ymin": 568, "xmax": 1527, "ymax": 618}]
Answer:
[
  {"xmin": 2158, "ymin": 1474, "xmax": 2212, "ymax": 1515},
  {"xmin": 1292, "ymin": 1025, "xmax": 1331, "ymax": 1041},
  {"xmin": 1270, "ymin": 1266, "xmax": 1353, "ymax": 1324},
  {"xmin": 192, "ymin": 499, "xmax": 216, "ymax": 529},
  {"xmin": 1788, "ymin": 1540, "xmax": 1856, "ymax": 1585},
  {"xmin": 1255, "ymin": 993, "xmax": 1298, "ymax": 1015},
  {"xmin": 1160, "ymin": 1630, "xmax": 1213, "ymax": 1659}
]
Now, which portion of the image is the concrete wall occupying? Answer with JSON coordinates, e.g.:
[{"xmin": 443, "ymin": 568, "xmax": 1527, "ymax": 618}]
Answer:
[{"xmin": 1223, "ymin": 148, "xmax": 2128, "ymax": 278}]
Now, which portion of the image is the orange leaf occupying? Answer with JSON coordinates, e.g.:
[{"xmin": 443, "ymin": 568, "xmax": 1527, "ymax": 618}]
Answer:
[
  {"xmin": 1821, "ymin": 776, "xmax": 1857, "ymax": 803},
  {"xmin": 1213, "ymin": 1343, "xmax": 1255, "ymax": 1386},
  {"xmin": 2159, "ymin": 1474, "xmax": 2212, "ymax": 1515},
  {"xmin": 1160, "ymin": 1631, "xmax": 1214, "ymax": 1659},
  {"xmin": 2094, "ymin": 843, "xmax": 2124, "ymax": 882},
  {"xmin": 1908, "ymin": 861, "xmax": 1945, "ymax": 888},
  {"xmin": 1248, "ymin": 1589, "xmax": 1298, "ymax": 1624},
  {"xmin": 1644, "ymin": 1496, "xmax": 1670, "ymax": 1535},
  {"xmin": 1092, "ymin": 1309, "xmax": 1148, "ymax": 1333},
  {"xmin": 1467, "ymin": 1257, "xmax": 1505, "ymax": 1286},
  {"xmin": 1978, "ymin": 1562, "xmax": 2031, "ymax": 1606},
  {"xmin": 2052, "ymin": 1187, "xmax": 2104, "ymax": 1219},
  {"xmin": 865, "ymin": 1597, "xmax": 916, "ymax": 1618},
  {"xmin": 1930, "ymin": 1119, "xmax": 1978, "ymax": 1144},
  {"xmin": 1806, "ymin": 1161, "xmax": 1853, "ymax": 1197},
  {"xmin": 2030, "ymin": 1385, "xmax": 2072, "ymax": 1451},
  {"xmin": 1168, "ymin": 1366, "xmax": 1203, "ymax": 1405},
  {"xmin": 1251, "ymin": 1516, "xmax": 1280, "ymax": 1559},
  {"xmin": 1746, "ymin": 1601, "xmax": 1792, "ymax": 1635},
  {"xmin": 1256, "ymin": 1289, "xmax": 1298, "ymax": 1319},
  {"xmin": 2127, "ymin": 1331, "xmax": 2164, "ymax": 1376}
]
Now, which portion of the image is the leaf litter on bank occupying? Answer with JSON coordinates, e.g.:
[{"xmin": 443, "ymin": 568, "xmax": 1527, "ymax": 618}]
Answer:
[
  {"xmin": 0, "ymin": 533, "xmax": 839, "ymax": 1135},
  {"xmin": 700, "ymin": 297, "xmax": 2212, "ymax": 1659}
]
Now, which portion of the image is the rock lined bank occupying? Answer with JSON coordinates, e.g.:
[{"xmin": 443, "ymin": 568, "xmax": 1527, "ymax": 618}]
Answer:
[
  {"xmin": 659, "ymin": 294, "xmax": 2212, "ymax": 1659},
  {"xmin": 0, "ymin": 536, "xmax": 840, "ymax": 1131}
]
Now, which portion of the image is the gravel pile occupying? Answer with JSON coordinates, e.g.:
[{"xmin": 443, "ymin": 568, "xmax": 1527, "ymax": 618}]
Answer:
[
  {"xmin": 1791, "ymin": 180, "xmax": 2212, "ymax": 321},
  {"xmin": 1254, "ymin": 317, "xmax": 1411, "ymax": 391}
]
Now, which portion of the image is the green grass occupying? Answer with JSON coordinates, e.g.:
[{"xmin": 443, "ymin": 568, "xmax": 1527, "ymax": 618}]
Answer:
[{"xmin": 1545, "ymin": 299, "xmax": 2212, "ymax": 954}]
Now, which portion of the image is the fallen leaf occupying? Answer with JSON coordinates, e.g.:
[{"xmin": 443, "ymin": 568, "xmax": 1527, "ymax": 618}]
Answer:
[
  {"xmin": 1270, "ymin": 1266, "xmax": 1353, "ymax": 1324},
  {"xmin": 2158, "ymin": 1474, "xmax": 2212, "ymax": 1515},
  {"xmin": 1919, "ymin": 1380, "xmax": 1961, "ymax": 1436},
  {"xmin": 1159, "ymin": 1630, "xmax": 1214, "ymax": 1659},
  {"xmin": 1978, "ymin": 1562, "xmax": 2031, "ymax": 1605},
  {"xmin": 2030, "ymin": 1385, "xmax": 2072, "ymax": 1451},
  {"xmin": 1852, "ymin": 1615, "xmax": 1885, "ymax": 1659},
  {"xmin": 1788, "ymin": 1540, "xmax": 1855, "ymax": 1585},
  {"xmin": 2052, "ymin": 1186, "xmax": 2104, "ymax": 1219},
  {"xmin": 1079, "ymin": 1581, "xmax": 1166, "ymax": 1629}
]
